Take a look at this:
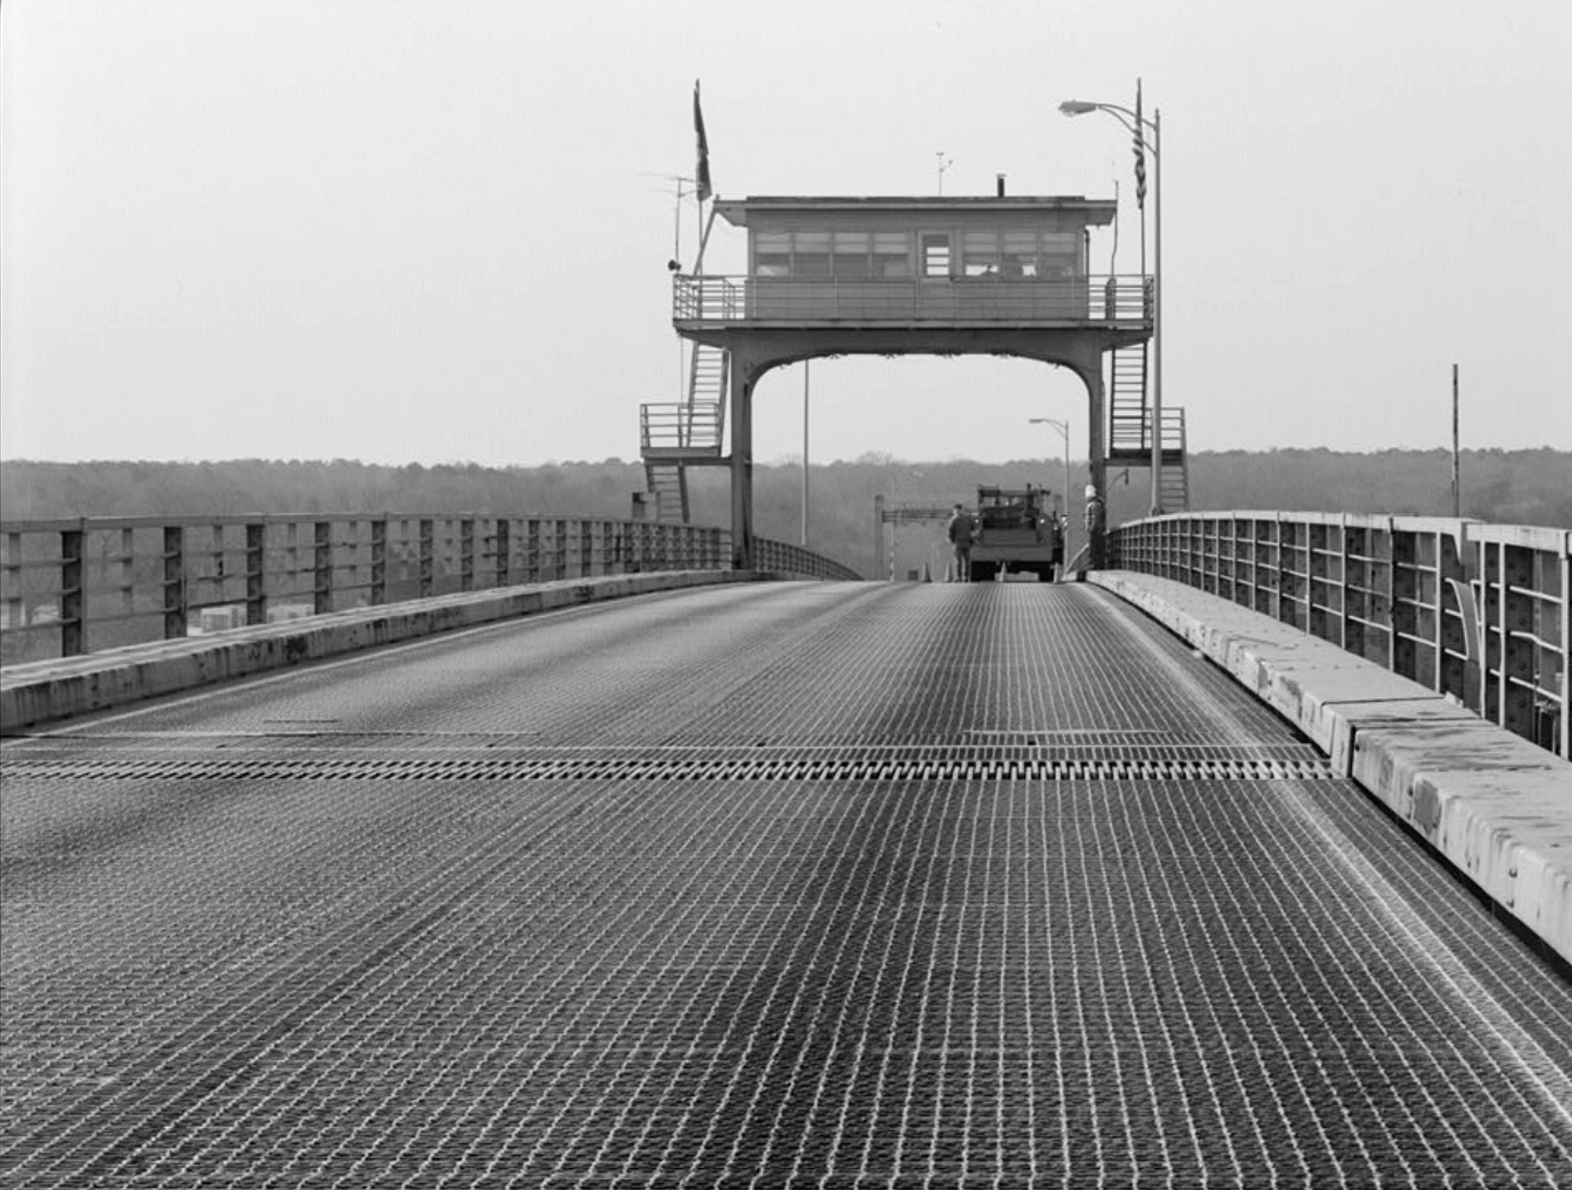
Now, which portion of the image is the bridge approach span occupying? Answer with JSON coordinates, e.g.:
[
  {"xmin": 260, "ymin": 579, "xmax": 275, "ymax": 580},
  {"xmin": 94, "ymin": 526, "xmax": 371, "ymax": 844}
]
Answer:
[{"xmin": 4, "ymin": 581, "xmax": 1571, "ymax": 1187}]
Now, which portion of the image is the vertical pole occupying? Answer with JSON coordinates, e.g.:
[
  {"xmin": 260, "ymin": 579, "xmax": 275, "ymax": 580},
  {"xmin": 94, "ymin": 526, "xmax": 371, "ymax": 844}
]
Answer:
[
  {"xmin": 1062, "ymin": 421, "xmax": 1071, "ymax": 563},
  {"xmin": 1451, "ymin": 363, "xmax": 1460, "ymax": 518},
  {"xmin": 873, "ymin": 494, "xmax": 885, "ymax": 583},
  {"xmin": 729, "ymin": 360, "xmax": 754, "ymax": 569},
  {"xmin": 801, "ymin": 360, "xmax": 810, "ymax": 547},
  {"xmin": 1150, "ymin": 105, "xmax": 1163, "ymax": 515},
  {"xmin": 1560, "ymin": 546, "xmax": 1570, "ymax": 759},
  {"xmin": 1086, "ymin": 366, "xmax": 1107, "ymax": 569}
]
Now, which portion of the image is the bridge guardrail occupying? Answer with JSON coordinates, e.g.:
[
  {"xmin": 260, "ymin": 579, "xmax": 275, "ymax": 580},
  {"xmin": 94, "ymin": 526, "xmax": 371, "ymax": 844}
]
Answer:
[
  {"xmin": 755, "ymin": 538, "xmax": 863, "ymax": 582},
  {"xmin": 1, "ymin": 514, "xmax": 856, "ymax": 664},
  {"xmin": 1110, "ymin": 512, "xmax": 1571, "ymax": 760}
]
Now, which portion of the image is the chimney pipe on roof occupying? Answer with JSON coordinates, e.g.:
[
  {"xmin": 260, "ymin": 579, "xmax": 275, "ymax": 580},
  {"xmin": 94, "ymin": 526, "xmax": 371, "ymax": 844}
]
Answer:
[{"xmin": 996, "ymin": 173, "xmax": 1006, "ymax": 197}]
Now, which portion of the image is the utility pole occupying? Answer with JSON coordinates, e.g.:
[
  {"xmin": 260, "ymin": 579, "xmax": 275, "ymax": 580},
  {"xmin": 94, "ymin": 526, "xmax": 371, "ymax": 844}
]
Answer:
[
  {"xmin": 801, "ymin": 361, "xmax": 810, "ymax": 545},
  {"xmin": 1451, "ymin": 364, "xmax": 1460, "ymax": 518}
]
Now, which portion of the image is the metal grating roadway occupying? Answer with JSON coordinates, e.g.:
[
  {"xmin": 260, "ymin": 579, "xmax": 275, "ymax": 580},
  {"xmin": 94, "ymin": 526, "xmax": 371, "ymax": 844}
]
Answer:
[{"xmin": 3, "ymin": 582, "xmax": 1570, "ymax": 1188}]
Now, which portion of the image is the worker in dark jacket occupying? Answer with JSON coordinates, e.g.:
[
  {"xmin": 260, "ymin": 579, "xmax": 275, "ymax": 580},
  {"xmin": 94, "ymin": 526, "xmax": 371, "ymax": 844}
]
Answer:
[{"xmin": 947, "ymin": 503, "xmax": 977, "ymax": 582}]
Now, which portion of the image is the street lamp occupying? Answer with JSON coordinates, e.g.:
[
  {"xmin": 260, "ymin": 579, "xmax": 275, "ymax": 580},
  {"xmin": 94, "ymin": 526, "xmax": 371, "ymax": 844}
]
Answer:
[
  {"xmin": 1060, "ymin": 86, "xmax": 1163, "ymax": 515},
  {"xmin": 1028, "ymin": 416, "xmax": 1072, "ymax": 561}
]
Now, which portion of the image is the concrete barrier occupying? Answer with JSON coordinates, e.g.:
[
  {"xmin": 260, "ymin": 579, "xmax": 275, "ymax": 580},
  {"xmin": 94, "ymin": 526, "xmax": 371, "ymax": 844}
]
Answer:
[
  {"xmin": 1, "ymin": 571, "xmax": 772, "ymax": 734},
  {"xmin": 1092, "ymin": 570, "xmax": 1572, "ymax": 968}
]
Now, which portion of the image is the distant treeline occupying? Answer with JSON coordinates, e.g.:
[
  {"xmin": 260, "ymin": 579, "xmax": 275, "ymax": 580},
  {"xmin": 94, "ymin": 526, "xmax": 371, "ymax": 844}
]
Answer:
[{"xmin": 1, "ymin": 449, "xmax": 1567, "ymax": 580}]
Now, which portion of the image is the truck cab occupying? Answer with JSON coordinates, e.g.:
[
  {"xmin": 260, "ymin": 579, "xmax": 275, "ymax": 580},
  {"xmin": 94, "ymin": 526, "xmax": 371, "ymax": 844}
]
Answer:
[{"xmin": 969, "ymin": 485, "xmax": 1063, "ymax": 582}]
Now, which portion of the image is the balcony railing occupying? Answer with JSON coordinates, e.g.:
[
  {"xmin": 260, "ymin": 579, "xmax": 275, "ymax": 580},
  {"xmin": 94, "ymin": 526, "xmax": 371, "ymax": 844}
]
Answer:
[
  {"xmin": 1110, "ymin": 513, "xmax": 1571, "ymax": 760},
  {"xmin": 0, "ymin": 514, "xmax": 858, "ymax": 663},
  {"xmin": 674, "ymin": 274, "xmax": 1153, "ymax": 325},
  {"xmin": 640, "ymin": 401, "xmax": 724, "ymax": 455}
]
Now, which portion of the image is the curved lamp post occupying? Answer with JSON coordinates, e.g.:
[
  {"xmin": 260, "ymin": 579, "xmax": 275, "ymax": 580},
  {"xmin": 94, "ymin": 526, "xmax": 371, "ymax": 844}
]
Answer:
[
  {"xmin": 1027, "ymin": 416, "xmax": 1072, "ymax": 561},
  {"xmin": 1060, "ymin": 90, "xmax": 1163, "ymax": 515}
]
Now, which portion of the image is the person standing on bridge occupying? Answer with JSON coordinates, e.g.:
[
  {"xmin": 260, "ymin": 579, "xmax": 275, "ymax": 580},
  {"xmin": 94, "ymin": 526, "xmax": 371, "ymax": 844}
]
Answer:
[
  {"xmin": 947, "ymin": 502, "xmax": 977, "ymax": 582},
  {"xmin": 1084, "ymin": 484, "xmax": 1106, "ymax": 570}
]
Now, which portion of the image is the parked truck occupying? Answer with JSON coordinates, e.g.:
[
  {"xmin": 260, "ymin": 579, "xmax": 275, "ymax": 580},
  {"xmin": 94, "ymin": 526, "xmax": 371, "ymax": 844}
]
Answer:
[{"xmin": 968, "ymin": 484, "xmax": 1063, "ymax": 582}]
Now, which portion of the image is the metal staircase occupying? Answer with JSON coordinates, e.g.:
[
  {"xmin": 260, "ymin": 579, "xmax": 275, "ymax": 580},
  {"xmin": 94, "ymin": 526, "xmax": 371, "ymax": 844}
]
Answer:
[
  {"xmin": 1104, "ymin": 341, "xmax": 1189, "ymax": 511},
  {"xmin": 1157, "ymin": 407, "xmax": 1189, "ymax": 511},
  {"xmin": 1107, "ymin": 342, "xmax": 1149, "ymax": 461},
  {"xmin": 639, "ymin": 343, "xmax": 728, "ymax": 523}
]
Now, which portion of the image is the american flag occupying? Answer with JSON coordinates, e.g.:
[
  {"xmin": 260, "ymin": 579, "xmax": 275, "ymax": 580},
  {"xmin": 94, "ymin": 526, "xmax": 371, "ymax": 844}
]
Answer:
[
  {"xmin": 1133, "ymin": 80, "xmax": 1147, "ymax": 209},
  {"xmin": 693, "ymin": 80, "xmax": 712, "ymax": 203}
]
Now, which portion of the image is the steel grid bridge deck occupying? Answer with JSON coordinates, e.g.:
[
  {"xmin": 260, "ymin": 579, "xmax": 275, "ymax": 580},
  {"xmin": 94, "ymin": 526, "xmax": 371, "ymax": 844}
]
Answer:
[{"xmin": 3, "ymin": 582, "xmax": 1570, "ymax": 1188}]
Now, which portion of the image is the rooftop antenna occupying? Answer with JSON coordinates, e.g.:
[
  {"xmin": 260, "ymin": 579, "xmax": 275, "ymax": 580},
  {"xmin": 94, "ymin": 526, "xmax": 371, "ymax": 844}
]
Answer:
[
  {"xmin": 936, "ymin": 152, "xmax": 954, "ymax": 195},
  {"xmin": 641, "ymin": 169, "xmax": 697, "ymax": 395},
  {"xmin": 640, "ymin": 171, "xmax": 696, "ymax": 268}
]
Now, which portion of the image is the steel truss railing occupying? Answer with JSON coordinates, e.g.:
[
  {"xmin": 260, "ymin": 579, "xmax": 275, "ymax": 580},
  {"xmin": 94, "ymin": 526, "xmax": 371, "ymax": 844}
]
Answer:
[
  {"xmin": 0, "ymin": 515, "xmax": 857, "ymax": 663},
  {"xmin": 1111, "ymin": 512, "xmax": 1571, "ymax": 759}
]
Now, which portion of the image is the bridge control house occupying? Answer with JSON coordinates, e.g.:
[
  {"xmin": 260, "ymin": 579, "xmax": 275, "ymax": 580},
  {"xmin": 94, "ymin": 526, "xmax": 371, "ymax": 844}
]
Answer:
[
  {"xmin": 650, "ymin": 191, "xmax": 1173, "ymax": 569},
  {"xmin": 734, "ymin": 196, "xmax": 1101, "ymax": 320}
]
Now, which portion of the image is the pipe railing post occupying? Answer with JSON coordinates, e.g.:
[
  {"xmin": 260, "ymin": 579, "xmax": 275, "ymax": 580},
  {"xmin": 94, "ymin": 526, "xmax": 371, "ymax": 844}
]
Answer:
[
  {"xmin": 116, "ymin": 526, "xmax": 135, "ymax": 628},
  {"xmin": 162, "ymin": 525, "xmax": 185, "ymax": 641},
  {"xmin": 1500, "ymin": 543, "xmax": 1535, "ymax": 741},
  {"xmin": 496, "ymin": 518, "xmax": 511, "ymax": 588},
  {"xmin": 246, "ymin": 521, "xmax": 267, "ymax": 626},
  {"xmin": 459, "ymin": 518, "xmax": 475, "ymax": 592},
  {"xmin": 418, "ymin": 519, "xmax": 434, "ymax": 598},
  {"xmin": 1392, "ymin": 525, "xmax": 1418, "ymax": 681},
  {"xmin": 61, "ymin": 523, "xmax": 85, "ymax": 656},
  {"xmin": 313, "ymin": 521, "xmax": 333, "ymax": 616},
  {"xmin": 370, "ymin": 517, "xmax": 387, "ymax": 606}
]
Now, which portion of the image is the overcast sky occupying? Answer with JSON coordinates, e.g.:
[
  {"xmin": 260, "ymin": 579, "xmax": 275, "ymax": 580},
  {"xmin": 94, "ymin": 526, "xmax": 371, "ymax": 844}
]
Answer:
[{"xmin": 3, "ymin": 0, "xmax": 1567, "ymax": 468}]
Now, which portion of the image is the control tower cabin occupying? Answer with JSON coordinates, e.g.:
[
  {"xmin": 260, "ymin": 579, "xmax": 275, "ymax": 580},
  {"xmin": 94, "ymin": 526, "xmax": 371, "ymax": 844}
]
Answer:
[{"xmin": 658, "ymin": 192, "xmax": 1158, "ymax": 569}]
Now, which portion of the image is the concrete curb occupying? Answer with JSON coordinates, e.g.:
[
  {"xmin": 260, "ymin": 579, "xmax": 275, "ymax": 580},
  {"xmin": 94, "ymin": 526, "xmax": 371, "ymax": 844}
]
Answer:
[
  {"xmin": 1091, "ymin": 570, "xmax": 1572, "ymax": 967},
  {"xmin": 1, "ymin": 570, "xmax": 773, "ymax": 734}
]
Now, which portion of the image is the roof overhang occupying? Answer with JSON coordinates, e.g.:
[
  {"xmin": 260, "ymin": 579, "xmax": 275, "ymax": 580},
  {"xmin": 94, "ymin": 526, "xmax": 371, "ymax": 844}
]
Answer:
[{"xmin": 713, "ymin": 195, "xmax": 1117, "ymax": 228}]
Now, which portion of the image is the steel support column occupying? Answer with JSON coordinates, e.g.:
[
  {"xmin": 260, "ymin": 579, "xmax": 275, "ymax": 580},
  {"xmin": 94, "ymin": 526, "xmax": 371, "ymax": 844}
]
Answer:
[
  {"xmin": 729, "ymin": 359, "xmax": 755, "ymax": 570},
  {"xmin": 1083, "ymin": 360, "xmax": 1108, "ymax": 569}
]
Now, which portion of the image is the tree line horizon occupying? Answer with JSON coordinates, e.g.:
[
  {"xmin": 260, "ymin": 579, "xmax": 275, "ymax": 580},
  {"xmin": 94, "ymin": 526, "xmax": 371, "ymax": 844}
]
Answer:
[{"xmin": 2, "ymin": 449, "xmax": 1565, "ymax": 580}]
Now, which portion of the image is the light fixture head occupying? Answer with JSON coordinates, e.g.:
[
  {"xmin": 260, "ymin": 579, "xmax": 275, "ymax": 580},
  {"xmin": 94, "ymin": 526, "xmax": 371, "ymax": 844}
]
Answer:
[{"xmin": 1058, "ymin": 100, "xmax": 1098, "ymax": 116}]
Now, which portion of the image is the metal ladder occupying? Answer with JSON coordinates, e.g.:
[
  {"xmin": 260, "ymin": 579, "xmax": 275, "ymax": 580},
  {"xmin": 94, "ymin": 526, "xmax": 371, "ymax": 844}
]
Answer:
[{"xmin": 1108, "ymin": 342, "xmax": 1149, "ymax": 459}]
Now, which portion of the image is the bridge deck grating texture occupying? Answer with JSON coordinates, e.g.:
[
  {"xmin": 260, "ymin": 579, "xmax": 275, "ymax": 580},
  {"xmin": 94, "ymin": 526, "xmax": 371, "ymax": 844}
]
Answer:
[{"xmin": 3, "ymin": 583, "xmax": 1570, "ymax": 1188}]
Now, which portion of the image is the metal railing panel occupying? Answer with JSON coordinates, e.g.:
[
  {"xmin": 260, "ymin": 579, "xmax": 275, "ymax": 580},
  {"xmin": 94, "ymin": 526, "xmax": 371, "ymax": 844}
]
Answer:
[
  {"xmin": 1, "ymin": 515, "xmax": 859, "ymax": 663},
  {"xmin": 1111, "ymin": 513, "xmax": 1571, "ymax": 759}
]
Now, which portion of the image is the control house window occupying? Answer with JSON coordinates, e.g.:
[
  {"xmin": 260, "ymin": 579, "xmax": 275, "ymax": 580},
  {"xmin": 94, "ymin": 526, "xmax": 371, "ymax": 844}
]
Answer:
[
  {"xmin": 874, "ymin": 233, "xmax": 911, "ymax": 277},
  {"xmin": 831, "ymin": 232, "xmax": 870, "ymax": 279}
]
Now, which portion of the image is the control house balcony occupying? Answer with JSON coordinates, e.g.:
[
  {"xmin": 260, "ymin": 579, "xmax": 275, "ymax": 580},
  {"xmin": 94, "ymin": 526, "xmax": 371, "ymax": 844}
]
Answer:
[{"xmin": 673, "ymin": 271, "xmax": 1153, "ymax": 330}]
